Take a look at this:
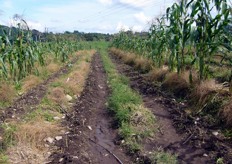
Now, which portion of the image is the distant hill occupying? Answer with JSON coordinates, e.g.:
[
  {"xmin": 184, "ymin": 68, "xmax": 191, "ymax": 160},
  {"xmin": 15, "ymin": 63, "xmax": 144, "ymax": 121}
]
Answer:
[{"xmin": 0, "ymin": 24, "xmax": 113, "ymax": 42}]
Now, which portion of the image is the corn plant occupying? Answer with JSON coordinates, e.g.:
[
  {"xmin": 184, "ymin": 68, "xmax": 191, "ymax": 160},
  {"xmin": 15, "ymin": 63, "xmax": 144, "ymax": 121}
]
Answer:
[
  {"xmin": 0, "ymin": 15, "xmax": 89, "ymax": 83},
  {"xmin": 112, "ymin": 0, "xmax": 231, "ymax": 81},
  {"xmin": 148, "ymin": 17, "xmax": 167, "ymax": 67},
  {"xmin": 190, "ymin": 0, "xmax": 231, "ymax": 79},
  {"xmin": 166, "ymin": 0, "xmax": 194, "ymax": 73}
]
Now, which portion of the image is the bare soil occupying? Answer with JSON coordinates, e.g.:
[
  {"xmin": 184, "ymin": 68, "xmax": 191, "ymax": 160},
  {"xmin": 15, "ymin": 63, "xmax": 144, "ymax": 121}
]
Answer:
[
  {"xmin": 110, "ymin": 54, "xmax": 232, "ymax": 164},
  {"xmin": 49, "ymin": 53, "xmax": 132, "ymax": 164}
]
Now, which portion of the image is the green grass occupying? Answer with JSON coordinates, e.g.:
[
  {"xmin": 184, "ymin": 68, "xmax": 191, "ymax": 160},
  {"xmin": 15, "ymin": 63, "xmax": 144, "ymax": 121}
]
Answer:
[
  {"xmin": 1, "ymin": 123, "xmax": 17, "ymax": 149},
  {"xmin": 150, "ymin": 151, "xmax": 178, "ymax": 164},
  {"xmin": 99, "ymin": 45, "xmax": 155, "ymax": 153},
  {"xmin": 50, "ymin": 81, "xmax": 63, "ymax": 88},
  {"xmin": 0, "ymin": 153, "xmax": 8, "ymax": 164},
  {"xmin": 24, "ymin": 108, "xmax": 55, "ymax": 122}
]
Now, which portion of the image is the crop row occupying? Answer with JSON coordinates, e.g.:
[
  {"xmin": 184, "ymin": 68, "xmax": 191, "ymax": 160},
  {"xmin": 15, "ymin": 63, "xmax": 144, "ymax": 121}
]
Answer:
[
  {"xmin": 112, "ymin": 0, "xmax": 232, "ymax": 81},
  {"xmin": 0, "ymin": 16, "xmax": 88, "ymax": 81}
]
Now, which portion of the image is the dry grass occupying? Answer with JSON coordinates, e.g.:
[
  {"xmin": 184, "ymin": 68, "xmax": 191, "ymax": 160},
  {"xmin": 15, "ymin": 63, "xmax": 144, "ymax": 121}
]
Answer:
[
  {"xmin": 7, "ymin": 118, "xmax": 62, "ymax": 164},
  {"xmin": 36, "ymin": 55, "xmax": 60, "ymax": 77},
  {"xmin": 190, "ymin": 79, "xmax": 225, "ymax": 108},
  {"xmin": 162, "ymin": 72, "xmax": 190, "ymax": 98},
  {"xmin": 0, "ymin": 50, "xmax": 95, "ymax": 163},
  {"xmin": 16, "ymin": 118, "xmax": 61, "ymax": 148},
  {"xmin": 46, "ymin": 50, "xmax": 93, "ymax": 105},
  {"xmin": 181, "ymin": 70, "xmax": 199, "ymax": 85},
  {"xmin": 63, "ymin": 54, "xmax": 92, "ymax": 95},
  {"xmin": 147, "ymin": 68, "xmax": 169, "ymax": 82},
  {"xmin": 221, "ymin": 98, "xmax": 232, "ymax": 126},
  {"xmin": 110, "ymin": 48, "xmax": 153, "ymax": 73},
  {"xmin": 134, "ymin": 57, "xmax": 153, "ymax": 73},
  {"xmin": 46, "ymin": 63, "xmax": 60, "ymax": 74},
  {"xmin": 129, "ymin": 104, "xmax": 155, "ymax": 135},
  {"xmin": 110, "ymin": 48, "xmax": 124, "ymax": 58},
  {"xmin": 8, "ymin": 143, "xmax": 50, "ymax": 164},
  {"xmin": 0, "ymin": 81, "xmax": 16, "ymax": 104},
  {"xmin": 122, "ymin": 53, "xmax": 137, "ymax": 66},
  {"xmin": 65, "ymin": 70, "xmax": 86, "ymax": 94},
  {"xmin": 48, "ymin": 87, "xmax": 67, "ymax": 104},
  {"xmin": 76, "ymin": 50, "xmax": 96, "ymax": 57},
  {"xmin": 21, "ymin": 75, "xmax": 43, "ymax": 92}
]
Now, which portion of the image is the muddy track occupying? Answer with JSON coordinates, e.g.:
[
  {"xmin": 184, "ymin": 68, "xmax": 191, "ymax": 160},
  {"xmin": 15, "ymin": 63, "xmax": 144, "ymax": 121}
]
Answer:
[
  {"xmin": 110, "ymin": 54, "xmax": 232, "ymax": 163},
  {"xmin": 50, "ymin": 53, "xmax": 131, "ymax": 164},
  {"xmin": 0, "ymin": 55, "xmax": 81, "ymax": 123}
]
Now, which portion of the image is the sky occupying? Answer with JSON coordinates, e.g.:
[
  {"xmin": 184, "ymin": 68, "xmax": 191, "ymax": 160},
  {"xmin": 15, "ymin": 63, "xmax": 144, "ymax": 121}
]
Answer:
[{"xmin": 0, "ymin": 0, "xmax": 176, "ymax": 34}]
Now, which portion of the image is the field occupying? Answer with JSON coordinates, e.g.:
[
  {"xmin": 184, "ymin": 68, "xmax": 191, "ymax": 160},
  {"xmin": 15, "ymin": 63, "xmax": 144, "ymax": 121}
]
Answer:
[{"xmin": 0, "ymin": 1, "xmax": 232, "ymax": 163}]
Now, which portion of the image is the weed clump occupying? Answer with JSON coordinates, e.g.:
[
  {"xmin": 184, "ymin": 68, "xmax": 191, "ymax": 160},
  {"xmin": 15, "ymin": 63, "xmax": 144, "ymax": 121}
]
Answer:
[
  {"xmin": 122, "ymin": 53, "xmax": 136, "ymax": 66},
  {"xmin": 162, "ymin": 72, "xmax": 190, "ymax": 98},
  {"xmin": 147, "ymin": 68, "xmax": 168, "ymax": 82},
  {"xmin": 22, "ymin": 75, "xmax": 42, "ymax": 92},
  {"xmin": 134, "ymin": 57, "xmax": 153, "ymax": 73}
]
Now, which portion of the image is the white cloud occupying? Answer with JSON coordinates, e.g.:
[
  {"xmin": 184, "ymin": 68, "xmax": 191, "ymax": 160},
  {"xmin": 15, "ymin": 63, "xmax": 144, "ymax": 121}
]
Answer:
[
  {"xmin": 27, "ymin": 21, "xmax": 44, "ymax": 31},
  {"xmin": 85, "ymin": 23, "xmax": 114, "ymax": 33},
  {"xmin": 116, "ymin": 22, "xmax": 129, "ymax": 31},
  {"xmin": 134, "ymin": 12, "xmax": 151, "ymax": 24},
  {"xmin": 98, "ymin": 0, "xmax": 113, "ymax": 5},
  {"xmin": 6, "ymin": 17, "xmax": 44, "ymax": 31},
  {"xmin": 132, "ymin": 25, "xmax": 143, "ymax": 32},
  {"xmin": 116, "ymin": 22, "xmax": 143, "ymax": 32},
  {"xmin": 97, "ymin": 24, "xmax": 113, "ymax": 31},
  {"xmin": 0, "ymin": 0, "xmax": 172, "ymax": 33}
]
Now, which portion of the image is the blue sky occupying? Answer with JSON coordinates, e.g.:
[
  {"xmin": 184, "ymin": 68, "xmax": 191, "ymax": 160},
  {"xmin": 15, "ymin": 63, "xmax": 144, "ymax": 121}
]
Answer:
[{"xmin": 0, "ymin": 0, "xmax": 175, "ymax": 33}]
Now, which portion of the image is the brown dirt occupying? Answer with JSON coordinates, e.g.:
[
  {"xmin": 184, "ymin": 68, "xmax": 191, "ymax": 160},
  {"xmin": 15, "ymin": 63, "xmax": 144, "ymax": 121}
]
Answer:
[
  {"xmin": 49, "ymin": 53, "xmax": 132, "ymax": 164},
  {"xmin": 110, "ymin": 54, "xmax": 232, "ymax": 164},
  {"xmin": 0, "ymin": 55, "xmax": 81, "ymax": 123}
]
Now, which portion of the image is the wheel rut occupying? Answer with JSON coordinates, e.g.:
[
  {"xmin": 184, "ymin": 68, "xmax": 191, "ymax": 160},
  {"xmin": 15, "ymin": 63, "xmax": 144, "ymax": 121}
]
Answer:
[
  {"xmin": 50, "ymin": 53, "xmax": 131, "ymax": 164},
  {"xmin": 110, "ymin": 54, "xmax": 214, "ymax": 163}
]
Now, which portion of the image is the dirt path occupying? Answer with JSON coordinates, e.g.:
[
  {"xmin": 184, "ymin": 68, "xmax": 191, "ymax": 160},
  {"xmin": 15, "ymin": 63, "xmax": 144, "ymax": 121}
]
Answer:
[
  {"xmin": 110, "ymin": 54, "xmax": 218, "ymax": 163},
  {"xmin": 50, "ymin": 53, "xmax": 131, "ymax": 164},
  {"xmin": 0, "ymin": 55, "xmax": 81, "ymax": 123}
]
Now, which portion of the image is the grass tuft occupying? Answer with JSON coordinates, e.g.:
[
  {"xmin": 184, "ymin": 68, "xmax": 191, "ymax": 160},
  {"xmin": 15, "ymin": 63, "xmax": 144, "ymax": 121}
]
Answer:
[
  {"xmin": 162, "ymin": 72, "xmax": 190, "ymax": 98},
  {"xmin": 190, "ymin": 80, "xmax": 222, "ymax": 110},
  {"xmin": 149, "ymin": 150, "xmax": 178, "ymax": 164},
  {"xmin": 6, "ymin": 118, "xmax": 62, "ymax": 164},
  {"xmin": 134, "ymin": 57, "xmax": 153, "ymax": 73},
  {"xmin": 147, "ymin": 68, "xmax": 168, "ymax": 82},
  {"xmin": 122, "ymin": 53, "xmax": 137, "ymax": 66},
  {"xmin": 21, "ymin": 75, "xmax": 42, "ymax": 92}
]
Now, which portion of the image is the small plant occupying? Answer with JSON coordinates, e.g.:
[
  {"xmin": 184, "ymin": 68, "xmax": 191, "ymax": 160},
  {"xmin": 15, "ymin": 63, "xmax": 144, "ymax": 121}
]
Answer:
[
  {"xmin": 24, "ymin": 108, "xmax": 55, "ymax": 122},
  {"xmin": 1, "ymin": 123, "xmax": 17, "ymax": 149},
  {"xmin": 14, "ymin": 81, "xmax": 22, "ymax": 90},
  {"xmin": 150, "ymin": 150, "xmax": 177, "ymax": 164},
  {"xmin": 0, "ymin": 153, "xmax": 8, "ymax": 163},
  {"xmin": 216, "ymin": 157, "xmax": 224, "ymax": 164}
]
